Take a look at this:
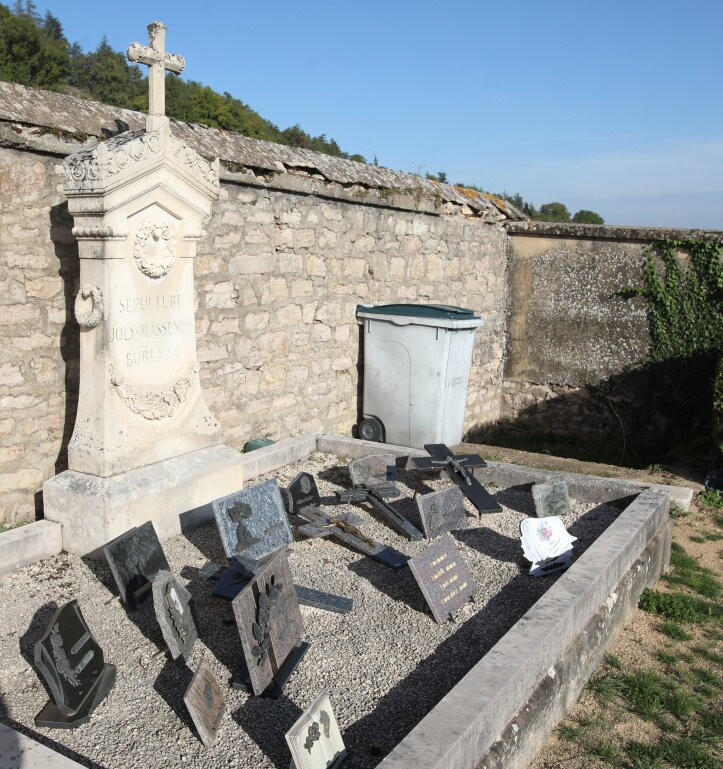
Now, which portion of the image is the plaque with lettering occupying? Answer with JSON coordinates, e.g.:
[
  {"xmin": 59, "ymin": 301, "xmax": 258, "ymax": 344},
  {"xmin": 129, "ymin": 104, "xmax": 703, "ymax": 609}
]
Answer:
[
  {"xmin": 532, "ymin": 480, "xmax": 572, "ymax": 518},
  {"xmin": 232, "ymin": 549, "xmax": 306, "ymax": 696},
  {"xmin": 408, "ymin": 535, "xmax": 477, "ymax": 623},
  {"xmin": 103, "ymin": 521, "xmax": 170, "ymax": 608},
  {"xmin": 416, "ymin": 486, "xmax": 467, "ymax": 539},
  {"xmin": 33, "ymin": 600, "xmax": 116, "ymax": 728},
  {"xmin": 286, "ymin": 690, "xmax": 347, "ymax": 769},
  {"xmin": 212, "ymin": 479, "xmax": 293, "ymax": 561},
  {"xmin": 283, "ymin": 472, "xmax": 322, "ymax": 517},
  {"xmin": 184, "ymin": 655, "xmax": 226, "ymax": 747}
]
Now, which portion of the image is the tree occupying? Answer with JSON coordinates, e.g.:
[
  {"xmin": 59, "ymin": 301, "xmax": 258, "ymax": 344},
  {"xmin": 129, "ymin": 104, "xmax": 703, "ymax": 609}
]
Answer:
[
  {"xmin": 573, "ymin": 209, "xmax": 605, "ymax": 224},
  {"xmin": 537, "ymin": 202, "xmax": 571, "ymax": 222},
  {"xmin": 426, "ymin": 171, "xmax": 448, "ymax": 183}
]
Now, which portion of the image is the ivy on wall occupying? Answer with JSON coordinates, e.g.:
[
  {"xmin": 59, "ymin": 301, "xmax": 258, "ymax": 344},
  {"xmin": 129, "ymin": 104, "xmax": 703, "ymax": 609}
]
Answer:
[{"xmin": 621, "ymin": 239, "xmax": 723, "ymax": 458}]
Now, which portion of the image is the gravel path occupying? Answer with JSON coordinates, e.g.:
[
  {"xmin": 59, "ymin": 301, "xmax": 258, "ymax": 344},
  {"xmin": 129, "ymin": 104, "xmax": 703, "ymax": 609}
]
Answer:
[{"xmin": 0, "ymin": 452, "xmax": 623, "ymax": 769}]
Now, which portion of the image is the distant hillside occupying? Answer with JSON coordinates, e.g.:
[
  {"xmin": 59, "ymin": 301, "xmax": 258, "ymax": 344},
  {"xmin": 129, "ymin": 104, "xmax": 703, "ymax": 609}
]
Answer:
[{"xmin": 0, "ymin": 1, "xmax": 366, "ymax": 162}]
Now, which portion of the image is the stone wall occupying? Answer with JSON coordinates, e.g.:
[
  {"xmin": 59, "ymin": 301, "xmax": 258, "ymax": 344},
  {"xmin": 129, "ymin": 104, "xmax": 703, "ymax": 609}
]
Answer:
[
  {"xmin": 498, "ymin": 222, "xmax": 723, "ymax": 449},
  {"xmin": 0, "ymin": 103, "xmax": 508, "ymax": 524}
]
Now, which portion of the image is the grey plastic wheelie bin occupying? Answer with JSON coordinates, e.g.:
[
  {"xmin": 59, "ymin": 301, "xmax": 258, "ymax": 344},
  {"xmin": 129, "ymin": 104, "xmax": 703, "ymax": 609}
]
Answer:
[{"xmin": 355, "ymin": 304, "xmax": 484, "ymax": 448}]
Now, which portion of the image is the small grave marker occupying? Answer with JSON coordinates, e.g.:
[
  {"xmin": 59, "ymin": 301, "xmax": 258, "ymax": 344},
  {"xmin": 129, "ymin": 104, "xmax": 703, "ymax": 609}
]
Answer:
[
  {"xmin": 184, "ymin": 655, "xmax": 225, "ymax": 747},
  {"xmin": 232, "ymin": 549, "xmax": 308, "ymax": 697},
  {"xmin": 532, "ymin": 480, "xmax": 571, "ymax": 518},
  {"xmin": 520, "ymin": 516, "xmax": 577, "ymax": 576},
  {"xmin": 286, "ymin": 691, "xmax": 347, "ymax": 769},
  {"xmin": 33, "ymin": 600, "xmax": 116, "ymax": 728},
  {"xmin": 416, "ymin": 486, "xmax": 467, "ymax": 538},
  {"xmin": 283, "ymin": 472, "xmax": 322, "ymax": 517},
  {"xmin": 408, "ymin": 535, "xmax": 477, "ymax": 623},
  {"xmin": 212, "ymin": 479, "xmax": 293, "ymax": 562},
  {"xmin": 103, "ymin": 521, "xmax": 170, "ymax": 608},
  {"xmin": 151, "ymin": 570, "xmax": 198, "ymax": 660},
  {"xmin": 348, "ymin": 453, "xmax": 398, "ymax": 491}
]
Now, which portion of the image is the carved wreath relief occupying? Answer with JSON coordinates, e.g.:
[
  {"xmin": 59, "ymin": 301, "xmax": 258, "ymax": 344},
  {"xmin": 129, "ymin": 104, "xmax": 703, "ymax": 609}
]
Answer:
[
  {"xmin": 74, "ymin": 284, "xmax": 104, "ymax": 328},
  {"xmin": 132, "ymin": 221, "xmax": 177, "ymax": 279}
]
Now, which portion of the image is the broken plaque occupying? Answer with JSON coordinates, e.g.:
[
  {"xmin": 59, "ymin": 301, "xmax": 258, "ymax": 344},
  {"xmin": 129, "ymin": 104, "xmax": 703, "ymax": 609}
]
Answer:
[
  {"xmin": 348, "ymin": 453, "xmax": 398, "ymax": 491},
  {"xmin": 520, "ymin": 516, "xmax": 577, "ymax": 577},
  {"xmin": 232, "ymin": 549, "xmax": 307, "ymax": 696},
  {"xmin": 283, "ymin": 472, "xmax": 322, "ymax": 517},
  {"xmin": 416, "ymin": 486, "xmax": 467, "ymax": 538},
  {"xmin": 532, "ymin": 480, "xmax": 572, "ymax": 518},
  {"xmin": 408, "ymin": 534, "xmax": 477, "ymax": 623},
  {"xmin": 286, "ymin": 690, "xmax": 347, "ymax": 769},
  {"xmin": 103, "ymin": 521, "xmax": 170, "ymax": 607},
  {"xmin": 152, "ymin": 570, "xmax": 198, "ymax": 660},
  {"xmin": 33, "ymin": 599, "xmax": 116, "ymax": 728},
  {"xmin": 212, "ymin": 479, "xmax": 293, "ymax": 561},
  {"xmin": 184, "ymin": 655, "xmax": 226, "ymax": 748}
]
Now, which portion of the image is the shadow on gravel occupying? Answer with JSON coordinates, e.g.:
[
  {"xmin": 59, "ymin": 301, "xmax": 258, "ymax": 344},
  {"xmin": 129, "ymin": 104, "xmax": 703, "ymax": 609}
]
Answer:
[
  {"xmin": 18, "ymin": 601, "xmax": 58, "ymax": 672},
  {"xmin": 232, "ymin": 696, "xmax": 303, "ymax": 768},
  {"xmin": 182, "ymin": 521, "xmax": 227, "ymax": 565},
  {"xmin": 348, "ymin": 557, "xmax": 426, "ymax": 615},
  {"xmin": 341, "ymin": 500, "xmax": 624, "ymax": 768},
  {"xmin": 153, "ymin": 658, "xmax": 194, "ymax": 733}
]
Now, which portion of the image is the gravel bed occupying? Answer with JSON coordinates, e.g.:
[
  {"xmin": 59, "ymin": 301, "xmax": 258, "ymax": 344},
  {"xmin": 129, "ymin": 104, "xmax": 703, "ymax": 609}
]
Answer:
[{"xmin": 0, "ymin": 452, "xmax": 623, "ymax": 769}]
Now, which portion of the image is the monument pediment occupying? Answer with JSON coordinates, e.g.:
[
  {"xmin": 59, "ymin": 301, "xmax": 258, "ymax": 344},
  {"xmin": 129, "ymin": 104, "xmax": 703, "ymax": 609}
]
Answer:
[{"xmin": 64, "ymin": 125, "xmax": 219, "ymax": 199}]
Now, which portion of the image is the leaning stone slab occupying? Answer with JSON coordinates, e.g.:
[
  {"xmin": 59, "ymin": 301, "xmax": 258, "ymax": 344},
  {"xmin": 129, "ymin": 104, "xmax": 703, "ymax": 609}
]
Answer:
[
  {"xmin": 0, "ymin": 520, "xmax": 62, "ymax": 577},
  {"xmin": 377, "ymin": 488, "xmax": 671, "ymax": 769},
  {"xmin": 0, "ymin": 722, "xmax": 86, "ymax": 768}
]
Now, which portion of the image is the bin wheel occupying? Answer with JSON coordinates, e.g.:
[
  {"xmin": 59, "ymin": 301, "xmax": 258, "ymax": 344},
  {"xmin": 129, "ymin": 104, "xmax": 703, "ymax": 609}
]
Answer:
[{"xmin": 358, "ymin": 417, "xmax": 384, "ymax": 443}]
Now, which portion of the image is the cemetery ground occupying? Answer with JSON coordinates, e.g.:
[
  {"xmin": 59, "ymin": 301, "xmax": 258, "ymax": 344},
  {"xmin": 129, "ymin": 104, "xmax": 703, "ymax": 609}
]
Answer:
[
  {"xmin": 0, "ymin": 451, "xmax": 625, "ymax": 769},
  {"xmin": 529, "ymin": 487, "xmax": 723, "ymax": 769}
]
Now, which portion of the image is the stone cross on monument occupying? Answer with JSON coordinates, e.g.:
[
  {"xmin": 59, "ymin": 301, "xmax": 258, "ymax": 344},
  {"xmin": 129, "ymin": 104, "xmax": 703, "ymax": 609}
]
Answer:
[
  {"xmin": 43, "ymin": 21, "xmax": 244, "ymax": 557},
  {"xmin": 127, "ymin": 21, "xmax": 185, "ymax": 130}
]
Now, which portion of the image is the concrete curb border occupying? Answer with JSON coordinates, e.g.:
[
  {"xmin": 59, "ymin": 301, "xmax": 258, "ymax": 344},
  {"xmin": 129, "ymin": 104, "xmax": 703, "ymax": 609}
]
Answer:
[{"xmin": 0, "ymin": 520, "xmax": 62, "ymax": 577}]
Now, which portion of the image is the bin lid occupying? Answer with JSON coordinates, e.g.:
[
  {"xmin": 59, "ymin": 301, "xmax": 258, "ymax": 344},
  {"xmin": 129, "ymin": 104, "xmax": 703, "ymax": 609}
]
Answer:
[{"xmin": 355, "ymin": 304, "xmax": 480, "ymax": 321}]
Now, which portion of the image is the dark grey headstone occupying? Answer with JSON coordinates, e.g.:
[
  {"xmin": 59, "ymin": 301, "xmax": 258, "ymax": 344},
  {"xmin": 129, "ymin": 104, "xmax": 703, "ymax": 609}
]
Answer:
[
  {"xmin": 416, "ymin": 486, "xmax": 467, "ymax": 538},
  {"xmin": 33, "ymin": 600, "xmax": 116, "ymax": 728},
  {"xmin": 184, "ymin": 656, "xmax": 225, "ymax": 747},
  {"xmin": 103, "ymin": 522, "xmax": 169, "ymax": 607},
  {"xmin": 232, "ymin": 549, "xmax": 304, "ymax": 696},
  {"xmin": 532, "ymin": 480, "xmax": 572, "ymax": 518},
  {"xmin": 348, "ymin": 454, "xmax": 398, "ymax": 489},
  {"xmin": 212, "ymin": 479, "xmax": 293, "ymax": 561},
  {"xmin": 408, "ymin": 534, "xmax": 478, "ymax": 623},
  {"xmin": 152, "ymin": 570, "xmax": 198, "ymax": 661},
  {"xmin": 284, "ymin": 472, "xmax": 321, "ymax": 516}
]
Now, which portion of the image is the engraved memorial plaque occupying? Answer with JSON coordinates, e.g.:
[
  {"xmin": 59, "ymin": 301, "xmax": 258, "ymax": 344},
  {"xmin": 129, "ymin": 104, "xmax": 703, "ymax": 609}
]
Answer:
[
  {"xmin": 184, "ymin": 655, "xmax": 226, "ymax": 747},
  {"xmin": 532, "ymin": 480, "xmax": 572, "ymax": 518},
  {"xmin": 286, "ymin": 691, "xmax": 347, "ymax": 769},
  {"xmin": 416, "ymin": 486, "xmax": 467, "ymax": 538},
  {"xmin": 348, "ymin": 454, "xmax": 398, "ymax": 490},
  {"xmin": 284, "ymin": 472, "xmax": 322, "ymax": 517},
  {"xmin": 232, "ymin": 549, "xmax": 305, "ymax": 696},
  {"xmin": 103, "ymin": 521, "xmax": 170, "ymax": 607},
  {"xmin": 151, "ymin": 570, "xmax": 198, "ymax": 660},
  {"xmin": 33, "ymin": 600, "xmax": 116, "ymax": 728},
  {"xmin": 408, "ymin": 535, "xmax": 477, "ymax": 623},
  {"xmin": 212, "ymin": 479, "xmax": 293, "ymax": 561}
]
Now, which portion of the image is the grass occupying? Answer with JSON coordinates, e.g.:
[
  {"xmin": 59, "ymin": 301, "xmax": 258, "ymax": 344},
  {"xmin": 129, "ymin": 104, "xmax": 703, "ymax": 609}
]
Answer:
[
  {"xmin": 659, "ymin": 621, "xmax": 694, "ymax": 641},
  {"xmin": 0, "ymin": 520, "xmax": 31, "ymax": 534},
  {"xmin": 699, "ymin": 488, "xmax": 723, "ymax": 510},
  {"xmin": 664, "ymin": 543, "xmax": 721, "ymax": 599},
  {"xmin": 627, "ymin": 737, "xmax": 721, "ymax": 769},
  {"xmin": 639, "ymin": 589, "xmax": 722, "ymax": 623},
  {"xmin": 691, "ymin": 645, "xmax": 723, "ymax": 666}
]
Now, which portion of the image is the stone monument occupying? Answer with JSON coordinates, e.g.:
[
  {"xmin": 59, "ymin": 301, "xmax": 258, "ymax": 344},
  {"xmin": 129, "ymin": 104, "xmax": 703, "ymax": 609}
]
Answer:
[{"xmin": 42, "ymin": 21, "xmax": 244, "ymax": 555}]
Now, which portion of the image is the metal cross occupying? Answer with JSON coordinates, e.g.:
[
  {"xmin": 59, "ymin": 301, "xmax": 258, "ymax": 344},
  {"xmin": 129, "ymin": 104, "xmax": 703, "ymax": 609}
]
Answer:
[{"xmin": 127, "ymin": 21, "xmax": 185, "ymax": 129}]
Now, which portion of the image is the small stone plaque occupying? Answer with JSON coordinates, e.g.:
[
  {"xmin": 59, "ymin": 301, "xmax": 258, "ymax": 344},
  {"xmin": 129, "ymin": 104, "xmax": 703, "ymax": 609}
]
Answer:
[
  {"xmin": 348, "ymin": 454, "xmax": 398, "ymax": 490},
  {"xmin": 532, "ymin": 480, "xmax": 572, "ymax": 518},
  {"xmin": 284, "ymin": 472, "xmax": 322, "ymax": 516},
  {"xmin": 103, "ymin": 521, "xmax": 170, "ymax": 607},
  {"xmin": 152, "ymin": 570, "xmax": 198, "ymax": 660},
  {"xmin": 212, "ymin": 479, "xmax": 293, "ymax": 561},
  {"xmin": 286, "ymin": 690, "xmax": 346, "ymax": 769},
  {"xmin": 416, "ymin": 486, "xmax": 467, "ymax": 538},
  {"xmin": 184, "ymin": 655, "xmax": 226, "ymax": 747},
  {"xmin": 408, "ymin": 535, "xmax": 477, "ymax": 623},
  {"xmin": 232, "ymin": 549, "xmax": 305, "ymax": 696},
  {"xmin": 33, "ymin": 599, "xmax": 116, "ymax": 728}
]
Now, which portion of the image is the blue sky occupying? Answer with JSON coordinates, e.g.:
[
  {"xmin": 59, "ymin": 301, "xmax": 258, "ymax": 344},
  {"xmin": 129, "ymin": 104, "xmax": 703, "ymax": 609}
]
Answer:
[{"xmin": 33, "ymin": 1, "xmax": 723, "ymax": 228}]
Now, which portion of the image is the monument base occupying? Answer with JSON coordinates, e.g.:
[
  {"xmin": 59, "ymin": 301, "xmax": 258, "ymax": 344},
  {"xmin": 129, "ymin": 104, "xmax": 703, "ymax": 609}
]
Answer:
[{"xmin": 43, "ymin": 445, "xmax": 244, "ymax": 557}]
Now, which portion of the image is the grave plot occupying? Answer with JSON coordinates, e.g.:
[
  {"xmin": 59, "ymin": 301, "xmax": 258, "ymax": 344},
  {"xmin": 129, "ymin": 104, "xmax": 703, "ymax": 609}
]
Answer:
[{"xmin": 0, "ymin": 452, "xmax": 627, "ymax": 769}]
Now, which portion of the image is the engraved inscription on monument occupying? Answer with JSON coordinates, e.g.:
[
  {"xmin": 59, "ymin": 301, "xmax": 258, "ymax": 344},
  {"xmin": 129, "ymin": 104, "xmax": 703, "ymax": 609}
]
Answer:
[{"xmin": 408, "ymin": 535, "xmax": 478, "ymax": 623}]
